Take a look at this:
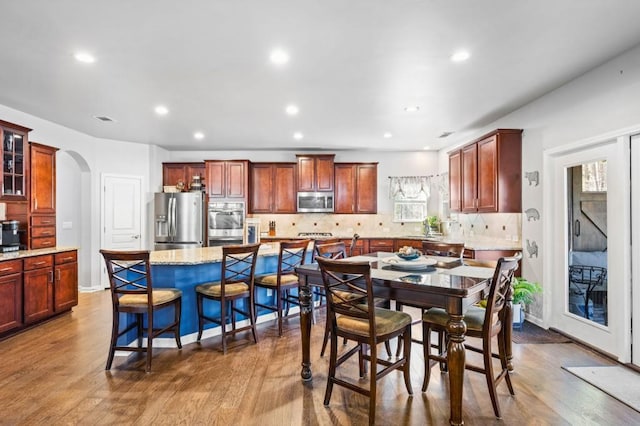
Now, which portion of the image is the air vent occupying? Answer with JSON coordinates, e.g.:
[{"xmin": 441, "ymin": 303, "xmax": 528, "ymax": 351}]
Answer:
[
  {"xmin": 438, "ymin": 131, "xmax": 454, "ymax": 138},
  {"xmin": 94, "ymin": 116, "xmax": 115, "ymax": 122}
]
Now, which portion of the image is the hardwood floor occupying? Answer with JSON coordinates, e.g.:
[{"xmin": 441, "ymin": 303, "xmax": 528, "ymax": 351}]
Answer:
[{"xmin": 0, "ymin": 291, "xmax": 638, "ymax": 425}]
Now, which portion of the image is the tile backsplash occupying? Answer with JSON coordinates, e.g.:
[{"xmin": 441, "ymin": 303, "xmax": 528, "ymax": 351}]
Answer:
[{"xmin": 250, "ymin": 212, "xmax": 521, "ymax": 240}]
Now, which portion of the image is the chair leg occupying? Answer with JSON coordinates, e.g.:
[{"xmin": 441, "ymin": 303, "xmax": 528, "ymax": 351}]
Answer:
[
  {"xmin": 483, "ymin": 335, "xmax": 501, "ymax": 418},
  {"xmin": 498, "ymin": 329, "xmax": 515, "ymax": 395},
  {"xmin": 136, "ymin": 313, "xmax": 144, "ymax": 348},
  {"xmin": 106, "ymin": 310, "xmax": 120, "ymax": 370},
  {"xmin": 422, "ymin": 323, "xmax": 433, "ymax": 392},
  {"xmin": 230, "ymin": 300, "xmax": 237, "ymax": 331},
  {"xmin": 320, "ymin": 315, "xmax": 330, "ymax": 357},
  {"xmin": 368, "ymin": 343, "xmax": 377, "ymax": 426},
  {"xmin": 395, "ymin": 302, "xmax": 404, "ymax": 357},
  {"xmin": 384, "ymin": 341, "xmax": 392, "ymax": 358},
  {"xmin": 277, "ymin": 289, "xmax": 284, "ymax": 337},
  {"xmin": 220, "ymin": 298, "xmax": 227, "ymax": 354},
  {"xmin": 174, "ymin": 299, "xmax": 182, "ymax": 349},
  {"xmin": 249, "ymin": 293, "xmax": 259, "ymax": 345},
  {"xmin": 146, "ymin": 312, "xmax": 153, "ymax": 373},
  {"xmin": 438, "ymin": 331, "xmax": 447, "ymax": 372},
  {"xmin": 196, "ymin": 293, "xmax": 204, "ymax": 342},
  {"xmin": 402, "ymin": 327, "xmax": 413, "ymax": 395},
  {"xmin": 324, "ymin": 330, "xmax": 338, "ymax": 406}
]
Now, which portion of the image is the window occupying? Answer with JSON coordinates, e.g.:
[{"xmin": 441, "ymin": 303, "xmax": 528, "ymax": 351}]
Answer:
[
  {"xmin": 582, "ymin": 160, "xmax": 607, "ymax": 192},
  {"xmin": 389, "ymin": 176, "xmax": 430, "ymax": 222}
]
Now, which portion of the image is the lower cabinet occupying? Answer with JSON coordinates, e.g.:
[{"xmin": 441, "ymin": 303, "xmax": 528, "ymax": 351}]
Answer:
[
  {"xmin": 23, "ymin": 255, "xmax": 54, "ymax": 324},
  {"xmin": 0, "ymin": 260, "xmax": 23, "ymax": 334},
  {"xmin": 394, "ymin": 239, "xmax": 424, "ymax": 251},
  {"xmin": 368, "ymin": 238, "xmax": 394, "ymax": 253},
  {"xmin": 54, "ymin": 251, "xmax": 78, "ymax": 312}
]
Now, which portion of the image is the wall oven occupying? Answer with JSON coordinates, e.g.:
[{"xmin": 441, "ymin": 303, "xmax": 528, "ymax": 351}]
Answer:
[{"xmin": 208, "ymin": 201, "xmax": 245, "ymax": 246}]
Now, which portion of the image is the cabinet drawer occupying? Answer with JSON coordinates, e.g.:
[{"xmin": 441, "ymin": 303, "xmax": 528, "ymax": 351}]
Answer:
[
  {"xmin": 24, "ymin": 255, "xmax": 53, "ymax": 271},
  {"xmin": 368, "ymin": 239, "xmax": 394, "ymax": 251},
  {"xmin": 0, "ymin": 259, "xmax": 22, "ymax": 276},
  {"xmin": 55, "ymin": 251, "xmax": 77, "ymax": 264},
  {"xmin": 31, "ymin": 237, "xmax": 56, "ymax": 250},
  {"xmin": 31, "ymin": 226, "xmax": 56, "ymax": 238},
  {"xmin": 31, "ymin": 216, "xmax": 56, "ymax": 226}
]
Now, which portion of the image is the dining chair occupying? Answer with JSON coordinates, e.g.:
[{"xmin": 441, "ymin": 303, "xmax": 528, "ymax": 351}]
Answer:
[
  {"xmin": 317, "ymin": 256, "xmax": 413, "ymax": 425},
  {"xmin": 395, "ymin": 240, "xmax": 466, "ymax": 357},
  {"xmin": 422, "ymin": 252, "xmax": 522, "ymax": 419},
  {"xmin": 255, "ymin": 240, "xmax": 310, "ymax": 336},
  {"xmin": 195, "ymin": 243, "xmax": 261, "ymax": 354},
  {"xmin": 100, "ymin": 249, "xmax": 183, "ymax": 372},
  {"xmin": 315, "ymin": 241, "xmax": 393, "ymax": 358},
  {"xmin": 312, "ymin": 238, "xmax": 343, "ymax": 313}
]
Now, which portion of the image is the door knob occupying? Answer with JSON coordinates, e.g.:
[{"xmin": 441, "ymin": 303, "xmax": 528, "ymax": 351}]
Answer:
[{"xmin": 132, "ymin": 234, "xmax": 140, "ymax": 239}]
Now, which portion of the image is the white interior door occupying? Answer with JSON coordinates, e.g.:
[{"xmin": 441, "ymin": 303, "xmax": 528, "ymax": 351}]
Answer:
[
  {"xmin": 631, "ymin": 134, "xmax": 640, "ymax": 367},
  {"xmin": 101, "ymin": 174, "xmax": 143, "ymax": 287},
  {"xmin": 545, "ymin": 136, "xmax": 631, "ymax": 362}
]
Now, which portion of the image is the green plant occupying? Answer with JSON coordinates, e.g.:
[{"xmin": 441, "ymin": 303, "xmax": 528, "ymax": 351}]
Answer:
[
  {"xmin": 426, "ymin": 215, "xmax": 439, "ymax": 227},
  {"xmin": 512, "ymin": 277, "xmax": 542, "ymax": 305}
]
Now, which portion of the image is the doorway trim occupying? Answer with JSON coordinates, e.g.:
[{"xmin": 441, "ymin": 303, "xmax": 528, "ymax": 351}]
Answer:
[{"xmin": 543, "ymin": 130, "xmax": 632, "ymax": 362}]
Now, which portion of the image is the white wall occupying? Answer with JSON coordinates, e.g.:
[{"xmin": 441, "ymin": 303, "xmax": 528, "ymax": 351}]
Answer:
[{"xmin": 437, "ymin": 43, "xmax": 640, "ymax": 322}]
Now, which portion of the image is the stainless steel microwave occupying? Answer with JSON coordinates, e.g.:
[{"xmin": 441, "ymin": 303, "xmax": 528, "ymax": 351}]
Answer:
[{"xmin": 297, "ymin": 192, "xmax": 334, "ymax": 213}]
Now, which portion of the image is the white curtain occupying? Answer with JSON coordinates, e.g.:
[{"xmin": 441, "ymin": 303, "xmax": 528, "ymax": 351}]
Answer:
[{"xmin": 388, "ymin": 176, "xmax": 431, "ymax": 200}]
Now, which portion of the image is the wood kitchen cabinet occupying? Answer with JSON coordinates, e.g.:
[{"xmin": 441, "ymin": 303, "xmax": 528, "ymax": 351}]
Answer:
[
  {"xmin": 1, "ymin": 120, "xmax": 30, "ymax": 201},
  {"xmin": 29, "ymin": 142, "xmax": 58, "ymax": 249},
  {"xmin": 23, "ymin": 254, "xmax": 54, "ymax": 324},
  {"xmin": 250, "ymin": 163, "xmax": 296, "ymax": 213},
  {"xmin": 342, "ymin": 238, "xmax": 368, "ymax": 257},
  {"xmin": 368, "ymin": 238, "xmax": 394, "ymax": 253},
  {"xmin": 205, "ymin": 160, "xmax": 249, "ymax": 200},
  {"xmin": 394, "ymin": 238, "xmax": 424, "ymax": 251},
  {"xmin": 449, "ymin": 129, "xmax": 522, "ymax": 213},
  {"xmin": 334, "ymin": 163, "xmax": 378, "ymax": 214},
  {"xmin": 54, "ymin": 251, "xmax": 78, "ymax": 312},
  {"xmin": 296, "ymin": 154, "xmax": 334, "ymax": 192},
  {"xmin": 0, "ymin": 259, "xmax": 23, "ymax": 334},
  {"xmin": 162, "ymin": 162, "xmax": 205, "ymax": 189}
]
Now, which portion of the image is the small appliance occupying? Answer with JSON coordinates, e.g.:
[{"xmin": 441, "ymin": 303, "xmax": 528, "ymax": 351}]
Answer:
[
  {"xmin": 1, "ymin": 220, "xmax": 20, "ymax": 252},
  {"xmin": 297, "ymin": 192, "xmax": 334, "ymax": 213}
]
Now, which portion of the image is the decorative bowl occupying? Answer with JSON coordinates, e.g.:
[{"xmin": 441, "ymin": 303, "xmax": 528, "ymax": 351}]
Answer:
[{"xmin": 396, "ymin": 251, "xmax": 421, "ymax": 261}]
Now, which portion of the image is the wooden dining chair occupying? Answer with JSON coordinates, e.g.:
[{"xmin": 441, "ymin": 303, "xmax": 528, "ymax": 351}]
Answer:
[
  {"xmin": 422, "ymin": 253, "xmax": 522, "ymax": 419},
  {"xmin": 195, "ymin": 243, "xmax": 261, "ymax": 354},
  {"xmin": 395, "ymin": 240, "xmax": 466, "ymax": 357},
  {"xmin": 100, "ymin": 249, "xmax": 183, "ymax": 372},
  {"xmin": 255, "ymin": 240, "xmax": 310, "ymax": 336},
  {"xmin": 316, "ymin": 256, "xmax": 413, "ymax": 425},
  {"xmin": 311, "ymin": 238, "xmax": 343, "ymax": 314}
]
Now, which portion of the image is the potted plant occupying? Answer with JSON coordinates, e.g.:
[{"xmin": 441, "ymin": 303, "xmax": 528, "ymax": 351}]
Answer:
[
  {"xmin": 424, "ymin": 215, "xmax": 440, "ymax": 235},
  {"xmin": 511, "ymin": 277, "xmax": 542, "ymax": 329}
]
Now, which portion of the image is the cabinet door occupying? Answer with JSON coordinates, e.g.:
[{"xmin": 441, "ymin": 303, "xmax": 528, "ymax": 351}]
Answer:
[
  {"xmin": 368, "ymin": 238, "xmax": 394, "ymax": 253},
  {"xmin": 0, "ymin": 272, "xmax": 22, "ymax": 333},
  {"xmin": 186, "ymin": 164, "xmax": 206, "ymax": 182},
  {"xmin": 477, "ymin": 135, "xmax": 498, "ymax": 212},
  {"xmin": 226, "ymin": 161, "xmax": 247, "ymax": 198},
  {"xmin": 343, "ymin": 238, "xmax": 368, "ymax": 256},
  {"xmin": 163, "ymin": 163, "xmax": 188, "ymax": 187},
  {"xmin": 206, "ymin": 161, "xmax": 225, "ymax": 198},
  {"xmin": 461, "ymin": 143, "xmax": 478, "ymax": 212},
  {"xmin": 315, "ymin": 156, "xmax": 334, "ymax": 191},
  {"xmin": 273, "ymin": 164, "xmax": 296, "ymax": 213},
  {"xmin": 23, "ymin": 268, "xmax": 54, "ymax": 324},
  {"xmin": 250, "ymin": 164, "xmax": 273, "ymax": 213},
  {"xmin": 296, "ymin": 156, "xmax": 315, "ymax": 192},
  {"xmin": 449, "ymin": 150, "xmax": 462, "ymax": 212},
  {"xmin": 30, "ymin": 143, "xmax": 57, "ymax": 214},
  {"xmin": 54, "ymin": 261, "xmax": 78, "ymax": 312},
  {"xmin": 1, "ymin": 120, "xmax": 30, "ymax": 200},
  {"xmin": 334, "ymin": 164, "xmax": 355, "ymax": 213},
  {"xmin": 355, "ymin": 164, "xmax": 377, "ymax": 213}
]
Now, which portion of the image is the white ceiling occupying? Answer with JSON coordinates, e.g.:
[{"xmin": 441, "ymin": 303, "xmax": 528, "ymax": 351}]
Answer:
[{"xmin": 2, "ymin": 1, "xmax": 640, "ymax": 152}]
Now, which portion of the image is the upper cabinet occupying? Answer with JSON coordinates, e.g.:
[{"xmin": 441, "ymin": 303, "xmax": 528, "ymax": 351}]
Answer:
[
  {"xmin": 334, "ymin": 163, "xmax": 378, "ymax": 214},
  {"xmin": 162, "ymin": 162, "xmax": 205, "ymax": 190},
  {"xmin": 205, "ymin": 160, "xmax": 249, "ymax": 200},
  {"xmin": 250, "ymin": 163, "xmax": 296, "ymax": 213},
  {"xmin": 449, "ymin": 129, "xmax": 522, "ymax": 213},
  {"xmin": 1, "ymin": 120, "xmax": 31, "ymax": 201},
  {"xmin": 296, "ymin": 154, "xmax": 334, "ymax": 192},
  {"xmin": 29, "ymin": 142, "xmax": 58, "ymax": 249}
]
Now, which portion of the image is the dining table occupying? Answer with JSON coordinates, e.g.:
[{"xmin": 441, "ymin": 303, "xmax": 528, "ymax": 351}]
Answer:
[{"xmin": 295, "ymin": 251, "xmax": 514, "ymax": 426}]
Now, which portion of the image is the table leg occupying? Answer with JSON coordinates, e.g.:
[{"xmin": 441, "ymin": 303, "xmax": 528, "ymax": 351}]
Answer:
[
  {"xmin": 299, "ymin": 276, "xmax": 313, "ymax": 381},
  {"xmin": 447, "ymin": 314, "xmax": 466, "ymax": 426}
]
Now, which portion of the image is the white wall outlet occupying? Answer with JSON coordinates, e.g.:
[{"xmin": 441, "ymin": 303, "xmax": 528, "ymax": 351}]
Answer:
[{"xmin": 62, "ymin": 221, "xmax": 73, "ymax": 230}]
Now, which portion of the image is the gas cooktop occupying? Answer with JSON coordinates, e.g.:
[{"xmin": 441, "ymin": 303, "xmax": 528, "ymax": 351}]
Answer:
[{"xmin": 297, "ymin": 232, "xmax": 333, "ymax": 237}]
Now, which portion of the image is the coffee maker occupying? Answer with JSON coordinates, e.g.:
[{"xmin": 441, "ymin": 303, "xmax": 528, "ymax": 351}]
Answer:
[{"xmin": 0, "ymin": 220, "xmax": 20, "ymax": 252}]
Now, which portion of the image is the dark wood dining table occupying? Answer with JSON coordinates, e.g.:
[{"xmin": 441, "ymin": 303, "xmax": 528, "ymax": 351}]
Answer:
[{"xmin": 295, "ymin": 252, "xmax": 513, "ymax": 426}]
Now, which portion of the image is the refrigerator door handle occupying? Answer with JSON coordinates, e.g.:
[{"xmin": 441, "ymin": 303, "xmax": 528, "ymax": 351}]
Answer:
[{"xmin": 169, "ymin": 196, "xmax": 176, "ymax": 239}]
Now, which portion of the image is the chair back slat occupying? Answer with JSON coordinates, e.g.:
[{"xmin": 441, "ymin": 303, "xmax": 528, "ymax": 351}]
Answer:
[
  {"xmin": 422, "ymin": 241, "xmax": 465, "ymax": 259},
  {"xmin": 484, "ymin": 253, "xmax": 522, "ymax": 333},
  {"xmin": 315, "ymin": 241, "xmax": 347, "ymax": 260},
  {"xmin": 313, "ymin": 238, "xmax": 342, "ymax": 257},
  {"xmin": 277, "ymin": 240, "xmax": 310, "ymax": 277},
  {"xmin": 100, "ymin": 250, "xmax": 153, "ymax": 306},
  {"xmin": 317, "ymin": 257, "xmax": 376, "ymax": 331},
  {"xmin": 221, "ymin": 243, "xmax": 261, "ymax": 285}
]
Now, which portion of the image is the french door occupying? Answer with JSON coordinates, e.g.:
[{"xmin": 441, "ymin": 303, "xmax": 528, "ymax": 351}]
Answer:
[
  {"xmin": 631, "ymin": 134, "xmax": 640, "ymax": 367},
  {"xmin": 545, "ymin": 136, "xmax": 631, "ymax": 362}
]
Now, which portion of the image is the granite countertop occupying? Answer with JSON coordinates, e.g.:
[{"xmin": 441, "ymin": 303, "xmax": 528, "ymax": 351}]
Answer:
[
  {"xmin": 0, "ymin": 246, "xmax": 78, "ymax": 262},
  {"xmin": 150, "ymin": 242, "xmax": 306, "ymax": 265}
]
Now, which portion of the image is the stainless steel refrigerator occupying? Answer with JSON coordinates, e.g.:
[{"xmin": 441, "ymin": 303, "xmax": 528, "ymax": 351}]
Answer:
[{"xmin": 154, "ymin": 192, "xmax": 205, "ymax": 250}]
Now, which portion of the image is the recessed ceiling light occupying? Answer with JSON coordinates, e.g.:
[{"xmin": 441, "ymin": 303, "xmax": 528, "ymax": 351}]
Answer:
[
  {"xmin": 383, "ymin": 132, "xmax": 393, "ymax": 139},
  {"xmin": 74, "ymin": 52, "xmax": 95, "ymax": 64},
  {"xmin": 404, "ymin": 106, "xmax": 420, "ymax": 112},
  {"xmin": 194, "ymin": 131, "xmax": 205, "ymax": 140},
  {"xmin": 293, "ymin": 132, "xmax": 304, "ymax": 140},
  {"xmin": 451, "ymin": 50, "xmax": 470, "ymax": 62},
  {"xmin": 423, "ymin": 146, "xmax": 432, "ymax": 150},
  {"xmin": 285, "ymin": 104, "xmax": 299, "ymax": 115},
  {"xmin": 270, "ymin": 48, "xmax": 290, "ymax": 65},
  {"xmin": 154, "ymin": 105, "xmax": 169, "ymax": 116}
]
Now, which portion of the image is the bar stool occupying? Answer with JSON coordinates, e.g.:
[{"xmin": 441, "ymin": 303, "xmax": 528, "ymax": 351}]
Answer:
[
  {"xmin": 100, "ymin": 249, "xmax": 182, "ymax": 372},
  {"xmin": 195, "ymin": 243, "xmax": 261, "ymax": 354}
]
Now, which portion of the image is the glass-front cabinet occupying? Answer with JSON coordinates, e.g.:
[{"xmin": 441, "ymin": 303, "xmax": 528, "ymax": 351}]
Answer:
[{"xmin": 0, "ymin": 120, "xmax": 30, "ymax": 200}]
